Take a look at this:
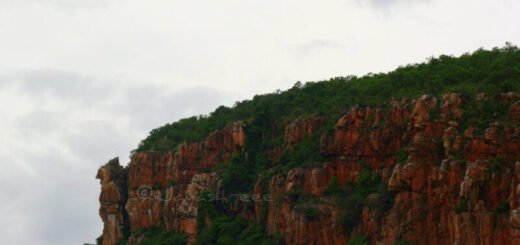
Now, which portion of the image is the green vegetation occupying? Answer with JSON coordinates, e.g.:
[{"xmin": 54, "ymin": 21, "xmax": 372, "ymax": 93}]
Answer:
[
  {"xmin": 133, "ymin": 44, "xmax": 520, "ymax": 154},
  {"xmin": 454, "ymin": 200, "xmax": 468, "ymax": 214},
  {"xmin": 393, "ymin": 240, "xmax": 411, "ymax": 245},
  {"xmin": 96, "ymin": 235, "xmax": 102, "ymax": 245},
  {"xmin": 115, "ymin": 240, "xmax": 127, "ymax": 245},
  {"xmin": 302, "ymin": 206, "xmax": 320, "ymax": 221},
  {"xmin": 130, "ymin": 228, "xmax": 186, "ymax": 245},
  {"xmin": 396, "ymin": 149, "xmax": 408, "ymax": 165},
  {"xmin": 488, "ymin": 157, "xmax": 509, "ymax": 174},
  {"xmin": 347, "ymin": 235, "xmax": 369, "ymax": 245},
  {"xmin": 277, "ymin": 126, "xmax": 330, "ymax": 169},
  {"xmin": 196, "ymin": 215, "xmax": 284, "ymax": 245},
  {"xmin": 122, "ymin": 44, "xmax": 520, "ymax": 244},
  {"xmin": 495, "ymin": 202, "xmax": 510, "ymax": 214},
  {"xmin": 340, "ymin": 169, "xmax": 396, "ymax": 231},
  {"xmin": 168, "ymin": 179, "xmax": 176, "ymax": 187},
  {"xmin": 324, "ymin": 176, "xmax": 340, "ymax": 195},
  {"xmin": 195, "ymin": 190, "xmax": 284, "ymax": 245},
  {"xmin": 459, "ymin": 96, "xmax": 513, "ymax": 132},
  {"xmin": 215, "ymin": 154, "xmax": 257, "ymax": 194}
]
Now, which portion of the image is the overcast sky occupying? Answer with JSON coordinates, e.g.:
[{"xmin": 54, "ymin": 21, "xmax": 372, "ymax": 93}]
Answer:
[{"xmin": 0, "ymin": 0, "xmax": 519, "ymax": 244}]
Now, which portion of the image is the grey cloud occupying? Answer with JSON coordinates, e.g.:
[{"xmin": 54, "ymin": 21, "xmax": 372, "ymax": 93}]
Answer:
[
  {"xmin": 22, "ymin": 0, "xmax": 109, "ymax": 9},
  {"xmin": 5, "ymin": 150, "xmax": 102, "ymax": 245},
  {"xmin": 357, "ymin": 0, "xmax": 431, "ymax": 8},
  {"xmin": 63, "ymin": 120, "xmax": 137, "ymax": 163},
  {"xmin": 16, "ymin": 70, "xmax": 110, "ymax": 102},
  {"xmin": 296, "ymin": 40, "xmax": 343, "ymax": 59},
  {"xmin": 115, "ymin": 86, "xmax": 231, "ymax": 131},
  {"xmin": 17, "ymin": 110, "xmax": 63, "ymax": 136},
  {"xmin": 1, "ymin": 69, "xmax": 233, "ymax": 244}
]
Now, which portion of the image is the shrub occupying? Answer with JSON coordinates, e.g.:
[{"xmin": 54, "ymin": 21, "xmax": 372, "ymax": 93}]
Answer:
[
  {"xmin": 347, "ymin": 235, "xmax": 369, "ymax": 245},
  {"xmin": 168, "ymin": 180, "xmax": 176, "ymax": 187},
  {"xmin": 454, "ymin": 200, "xmax": 468, "ymax": 214},
  {"xmin": 393, "ymin": 240, "xmax": 410, "ymax": 245},
  {"xmin": 217, "ymin": 235, "xmax": 234, "ymax": 245},
  {"xmin": 495, "ymin": 202, "xmax": 510, "ymax": 214},
  {"xmin": 217, "ymin": 154, "xmax": 255, "ymax": 194},
  {"xmin": 115, "ymin": 240, "xmax": 127, "ymax": 245},
  {"xmin": 287, "ymin": 186, "xmax": 304, "ymax": 202},
  {"xmin": 324, "ymin": 176, "xmax": 341, "ymax": 196},
  {"xmin": 488, "ymin": 157, "xmax": 508, "ymax": 174},
  {"xmin": 96, "ymin": 235, "xmax": 103, "ymax": 245},
  {"xmin": 135, "ymin": 229, "xmax": 186, "ymax": 245},
  {"xmin": 303, "ymin": 206, "xmax": 320, "ymax": 221},
  {"xmin": 396, "ymin": 149, "xmax": 408, "ymax": 165},
  {"xmin": 196, "ymin": 215, "xmax": 281, "ymax": 245}
]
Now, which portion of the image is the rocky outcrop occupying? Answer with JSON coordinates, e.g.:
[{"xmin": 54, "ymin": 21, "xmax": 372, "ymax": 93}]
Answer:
[
  {"xmin": 98, "ymin": 123, "xmax": 244, "ymax": 244},
  {"xmin": 97, "ymin": 158, "xmax": 127, "ymax": 245},
  {"xmin": 284, "ymin": 115, "xmax": 324, "ymax": 149},
  {"xmin": 97, "ymin": 93, "xmax": 520, "ymax": 245},
  {"xmin": 256, "ymin": 93, "xmax": 520, "ymax": 244}
]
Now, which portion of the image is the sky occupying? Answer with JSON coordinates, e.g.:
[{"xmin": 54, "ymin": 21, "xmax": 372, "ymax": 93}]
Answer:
[{"xmin": 0, "ymin": 0, "xmax": 519, "ymax": 244}]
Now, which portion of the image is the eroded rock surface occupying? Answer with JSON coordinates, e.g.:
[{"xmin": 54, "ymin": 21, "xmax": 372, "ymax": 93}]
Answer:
[{"xmin": 98, "ymin": 95, "xmax": 520, "ymax": 245}]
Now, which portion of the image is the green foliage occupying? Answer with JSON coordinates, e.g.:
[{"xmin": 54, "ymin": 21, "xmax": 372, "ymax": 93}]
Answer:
[
  {"xmin": 287, "ymin": 186, "xmax": 304, "ymax": 202},
  {"xmin": 277, "ymin": 127, "xmax": 327, "ymax": 169},
  {"xmin": 459, "ymin": 97, "xmax": 511, "ymax": 132},
  {"xmin": 302, "ymin": 206, "xmax": 320, "ymax": 221},
  {"xmin": 169, "ymin": 179, "xmax": 176, "ymax": 187},
  {"xmin": 133, "ymin": 228, "xmax": 186, "ymax": 245},
  {"xmin": 454, "ymin": 200, "xmax": 468, "ymax": 214},
  {"xmin": 396, "ymin": 149, "xmax": 408, "ymax": 165},
  {"xmin": 197, "ymin": 191, "xmax": 218, "ymax": 231},
  {"xmin": 96, "ymin": 235, "xmax": 103, "ymax": 245},
  {"xmin": 393, "ymin": 240, "xmax": 411, "ymax": 245},
  {"xmin": 133, "ymin": 44, "xmax": 520, "ymax": 154},
  {"xmin": 258, "ymin": 178, "xmax": 270, "ymax": 225},
  {"xmin": 216, "ymin": 154, "xmax": 256, "ymax": 194},
  {"xmin": 287, "ymin": 186, "xmax": 317, "ymax": 205},
  {"xmin": 196, "ymin": 215, "xmax": 282, "ymax": 245},
  {"xmin": 152, "ymin": 181, "xmax": 162, "ymax": 190},
  {"xmin": 324, "ymin": 176, "xmax": 340, "ymax": 195},
  {"xmin": 366, "ymin": 183, "xmax": 396, "ymax": 213},
  {"xmin": 338, "ymin": 169, "xmax": 395, "ymax": 232},
  {"xmin": 194, "ymin": 190, "xmax": 283, "ymax": 245},
  {"xmin": 115, "ymin": 240, "xmax": 127, "ymax": 245},
  {"xmin": 347, "ymin": 235, "xmax": 369, "ymax": 245},
  {"xmin": 488, "ymin": 157, "xmax": 509, "ymax": 174},
  {"xmin": 495, "ymin": 202, "xmax": 510, "ymax": 214}
]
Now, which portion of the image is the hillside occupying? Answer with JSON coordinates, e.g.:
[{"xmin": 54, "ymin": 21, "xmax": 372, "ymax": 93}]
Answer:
[{"xmin": 97, "ymin": 44, "xmax": 520, "ymax": 245}]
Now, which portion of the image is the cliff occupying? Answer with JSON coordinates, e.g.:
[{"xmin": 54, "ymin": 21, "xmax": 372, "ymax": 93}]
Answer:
[
  {"xmin": 97, "ymin": 92, "xmax": 520, "ymax": 245},
  {"xmin": 95, "ymin": 46, "xmax": 520, "ymax": 244}
]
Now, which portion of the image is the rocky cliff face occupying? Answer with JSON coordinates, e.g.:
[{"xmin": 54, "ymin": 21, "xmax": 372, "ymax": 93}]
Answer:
[
  {"xmin": 97, "ymin": 93, "xmax": 520, "ymax": 245},
  {"xmin": 97, "ymin": 158, "xmax": 128, "ymax": 245},
  {"xmin": 97, "ymin": 122, "xmax": 245, "ymax": 244}
]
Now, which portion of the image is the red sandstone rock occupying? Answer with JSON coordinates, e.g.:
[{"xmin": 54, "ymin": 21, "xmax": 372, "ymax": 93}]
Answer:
[
  {"xmin": 284, "ymin": 115, "xmax": 324, "ymax": 149},
  {"xmin": 98, "ymin": 94, "xmax": 520, "ymax": 245},
  {"xmin": 441, "ymin": 93, "xmax": 467, "ymax": 120},
  {"xmin": 511, "ymin": 101, "xmax": 520, "ymax": 122},
  {"xmin": 97, "ymin": 158, "xmax": 126, "ymax": 245},
  {"xmin": 410, "ymin": 95, "xmax": 437, "ymax": 126}
]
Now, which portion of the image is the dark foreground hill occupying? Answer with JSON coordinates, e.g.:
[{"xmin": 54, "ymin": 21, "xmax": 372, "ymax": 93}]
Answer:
[{"xmin": 96, "ymin": 44, "xmax": 520, "ymax": 245}]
